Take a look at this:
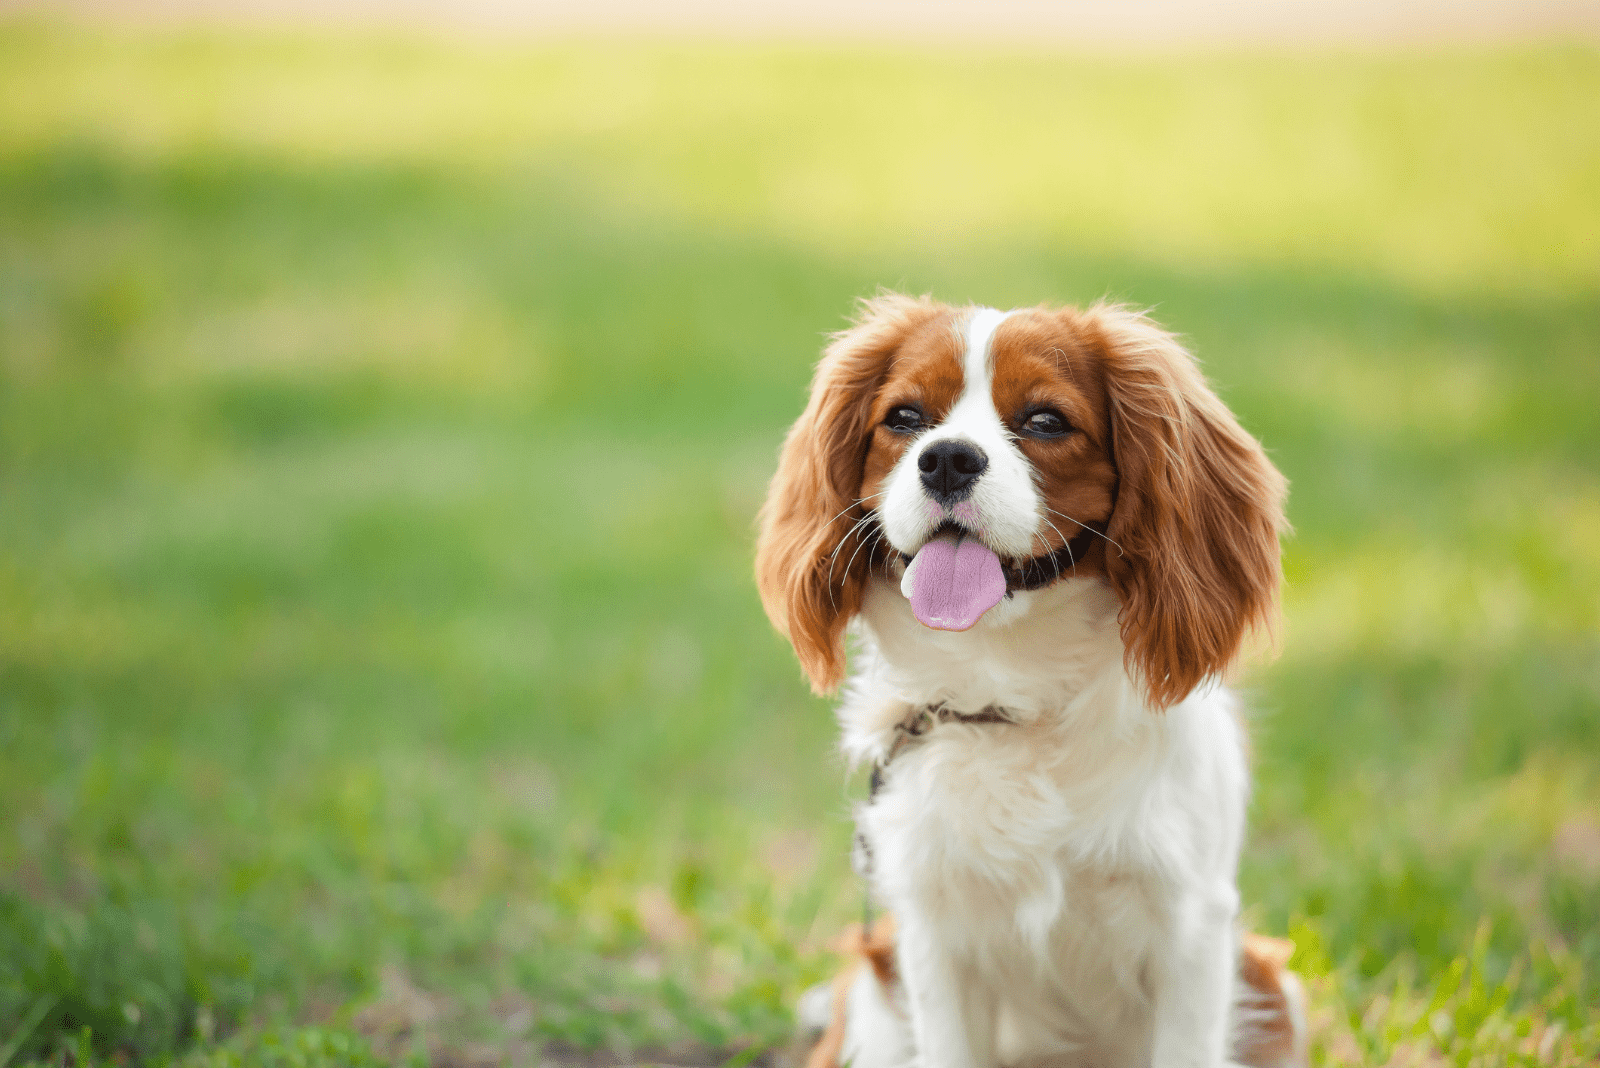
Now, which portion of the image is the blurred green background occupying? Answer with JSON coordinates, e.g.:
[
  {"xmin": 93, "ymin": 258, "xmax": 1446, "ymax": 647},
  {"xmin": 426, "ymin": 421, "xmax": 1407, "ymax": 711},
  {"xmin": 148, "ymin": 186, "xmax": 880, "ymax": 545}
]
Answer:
[{"xmin": 1, "ymin": 19, "xmax": 1597, "ymax": 1067}]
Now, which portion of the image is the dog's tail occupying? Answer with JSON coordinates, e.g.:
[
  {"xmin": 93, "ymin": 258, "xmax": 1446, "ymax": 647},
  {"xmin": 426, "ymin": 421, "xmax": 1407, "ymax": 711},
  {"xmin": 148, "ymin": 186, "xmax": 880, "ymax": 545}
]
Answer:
[
  {"xmin": 1230, "ymin": 933, "xmax": 1309, "ymax": 1068},
  {"xmin": 798, "ymin": 918, "xmax": 901, "ymax": 1068}
]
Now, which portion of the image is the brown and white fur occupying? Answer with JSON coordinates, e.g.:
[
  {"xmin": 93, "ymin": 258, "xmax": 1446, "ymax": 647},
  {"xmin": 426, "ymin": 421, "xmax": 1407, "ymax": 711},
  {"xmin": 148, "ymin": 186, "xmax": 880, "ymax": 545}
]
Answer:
[{"xmin": 757, "ymin": 295, "xmax": 1301, "ymax": 1068}]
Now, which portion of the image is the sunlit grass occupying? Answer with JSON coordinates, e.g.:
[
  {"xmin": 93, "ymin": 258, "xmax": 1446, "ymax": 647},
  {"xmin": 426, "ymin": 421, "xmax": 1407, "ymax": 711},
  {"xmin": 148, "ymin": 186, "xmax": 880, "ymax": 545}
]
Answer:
[
  {"xmin": 2, "ymin": 27, "xmax": 1596, "ymax": 293},
  {"xmin": 0, "ymin": 20, "xmax": 1596, "ymax": 1067}
]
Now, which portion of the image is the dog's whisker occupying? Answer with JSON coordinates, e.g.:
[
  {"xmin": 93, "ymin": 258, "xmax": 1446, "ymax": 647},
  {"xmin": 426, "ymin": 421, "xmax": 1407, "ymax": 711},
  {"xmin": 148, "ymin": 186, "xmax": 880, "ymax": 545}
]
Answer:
[
  {"xmin": 1045, "ymin": 506, "xmax": 1125, "ymax": 557},
  {"xmin": 840, "ymin": 514, "xmax": 884, "ymax": 585},
  {"xmin": 1039, "ymin": 515, "xmax": 1071, "ymax": 580},
  {"xmin": 826, "ymin": 511, "xmax": 879, "ymax": 607},
  {"xmin": 824, "ymin": 498, "xmax": 890, "ymax": 604},
  {"xmin": 821, "ymin": 492, "xmax": 886, "ymax": 534},
  {"xmin": 869, "ymin": 527, "xmax": 891, "ymax": 571},
  {"xmin": 824, "ymin": 517, "xmax": 869, "ymax": 611},
  {"xmin": 824, "ymin": 496, "xmax": 887, "ymax": 570}
]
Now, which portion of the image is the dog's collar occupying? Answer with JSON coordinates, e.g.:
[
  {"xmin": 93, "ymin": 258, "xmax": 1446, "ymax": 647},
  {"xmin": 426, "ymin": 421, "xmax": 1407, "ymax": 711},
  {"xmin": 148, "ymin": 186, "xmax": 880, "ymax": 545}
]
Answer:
[
  {"xmin": 1004, "ymin": 522, "xmax": 1106, "ymax": 591},
  {"xmin": 894, "ymin": 701, "xmax": 1015, "ymax": 740},
  {"xmin": 869, "ymin": 702, "xmax": 1017, "ymax": 799}
]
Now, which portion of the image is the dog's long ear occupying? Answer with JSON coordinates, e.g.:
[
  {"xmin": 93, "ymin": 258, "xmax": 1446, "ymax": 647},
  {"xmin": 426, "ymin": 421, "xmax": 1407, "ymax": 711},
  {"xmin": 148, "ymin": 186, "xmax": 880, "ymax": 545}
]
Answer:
[
  {"xmin": 1092, "ymin": 305, "xmax": 1288, "ymax": 710},
  {"xmin": 757, "ymin": 293, "xmax": 942, "ymax": 694}
]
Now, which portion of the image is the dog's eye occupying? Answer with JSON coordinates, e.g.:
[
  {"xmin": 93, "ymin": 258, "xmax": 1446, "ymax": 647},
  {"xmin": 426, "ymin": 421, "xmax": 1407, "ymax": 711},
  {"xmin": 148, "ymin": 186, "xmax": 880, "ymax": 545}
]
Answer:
[
  {"xmin": 885, "ymin": 406, "xmax": 925, "ymax": 433},
  {"xmin": 1021, "ymin": 410, "xmax": 1070, "ymax": 438}
]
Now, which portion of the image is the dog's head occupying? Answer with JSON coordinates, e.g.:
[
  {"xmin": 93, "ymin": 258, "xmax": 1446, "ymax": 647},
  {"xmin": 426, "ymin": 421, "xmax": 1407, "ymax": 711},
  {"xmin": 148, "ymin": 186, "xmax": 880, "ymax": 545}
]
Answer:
[{"xmin": 756, "ymin": 294, "xmax": 1287, "ymax": 708}]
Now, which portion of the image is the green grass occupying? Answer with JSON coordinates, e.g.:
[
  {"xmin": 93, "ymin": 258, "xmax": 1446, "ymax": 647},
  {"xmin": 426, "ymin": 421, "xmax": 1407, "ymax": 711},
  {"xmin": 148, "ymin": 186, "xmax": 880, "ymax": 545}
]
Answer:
[{"xmin": 1, "ymin": 21, "xmax": 1597, "ymax": 1067}]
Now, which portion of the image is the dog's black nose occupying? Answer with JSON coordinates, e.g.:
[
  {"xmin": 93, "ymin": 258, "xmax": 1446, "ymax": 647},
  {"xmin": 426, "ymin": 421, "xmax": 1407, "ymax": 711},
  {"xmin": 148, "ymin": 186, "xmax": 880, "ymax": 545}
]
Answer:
[{"xmin": 918, "ymin": 439, "xmax": 988, "ymax": 502}]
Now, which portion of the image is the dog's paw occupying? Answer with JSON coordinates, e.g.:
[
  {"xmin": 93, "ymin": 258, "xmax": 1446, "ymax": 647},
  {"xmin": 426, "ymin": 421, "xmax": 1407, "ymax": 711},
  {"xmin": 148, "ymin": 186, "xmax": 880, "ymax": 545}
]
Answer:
[{"xmin": 797, "ymin": 981, "xmax": 835, "ymax": 1034}]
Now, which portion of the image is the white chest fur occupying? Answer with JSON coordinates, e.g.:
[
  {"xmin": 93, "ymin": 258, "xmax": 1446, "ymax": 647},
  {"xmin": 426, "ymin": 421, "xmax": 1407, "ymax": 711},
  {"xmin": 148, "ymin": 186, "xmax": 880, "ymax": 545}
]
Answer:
[{"xmin": 841, "ymin": 575, "xmax": 1250, "ymax": 1067}]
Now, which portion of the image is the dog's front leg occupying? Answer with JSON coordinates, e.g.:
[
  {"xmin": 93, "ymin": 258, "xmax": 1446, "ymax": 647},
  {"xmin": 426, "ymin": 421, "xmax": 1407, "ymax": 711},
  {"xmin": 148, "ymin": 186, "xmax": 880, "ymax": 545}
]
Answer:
[
  {"xmin": 896, "ymin": 911, "xmax": 997, "ymax": 1068},
  {"xmin": 1149, "ymin": 887, "xmax": 1237, "ymax": 1068}
]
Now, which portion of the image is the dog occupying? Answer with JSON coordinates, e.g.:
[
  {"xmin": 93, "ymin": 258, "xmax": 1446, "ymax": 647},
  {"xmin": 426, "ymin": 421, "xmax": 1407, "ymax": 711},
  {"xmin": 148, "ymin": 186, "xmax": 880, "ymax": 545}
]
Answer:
[{"xmin": 756, "ymin": 295, "xmax": 1302, "ymax": 1068}]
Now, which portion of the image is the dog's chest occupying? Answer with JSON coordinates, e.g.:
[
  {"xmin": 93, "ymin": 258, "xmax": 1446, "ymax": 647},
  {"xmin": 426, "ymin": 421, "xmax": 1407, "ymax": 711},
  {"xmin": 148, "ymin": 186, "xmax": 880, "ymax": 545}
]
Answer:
[
  {"xmin": 862, "ymin": 716, "xmax": 1179, "ymax": 931},
  {"xmin": 863, "ymin": 722, "xmax": 1180, "ymax": 1059}
]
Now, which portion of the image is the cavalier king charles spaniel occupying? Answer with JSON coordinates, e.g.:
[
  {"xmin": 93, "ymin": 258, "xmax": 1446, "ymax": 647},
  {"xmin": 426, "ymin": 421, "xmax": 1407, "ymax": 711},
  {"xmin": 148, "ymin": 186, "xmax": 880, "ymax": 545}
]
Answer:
[{"xmin": 756, "ymin": 295, "xmax": 1305, "ymax": 1068}]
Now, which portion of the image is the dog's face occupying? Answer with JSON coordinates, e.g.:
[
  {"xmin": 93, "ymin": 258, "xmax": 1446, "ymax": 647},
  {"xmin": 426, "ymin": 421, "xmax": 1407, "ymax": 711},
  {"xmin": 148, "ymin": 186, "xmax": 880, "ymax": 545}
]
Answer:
[
  {"xmin": 863, "ymin": 305, "xmax": 1118, "ymax": 580},
  {"xmin": 757, "ymin": 294, "xmax": 1286, "ymax": 708}
]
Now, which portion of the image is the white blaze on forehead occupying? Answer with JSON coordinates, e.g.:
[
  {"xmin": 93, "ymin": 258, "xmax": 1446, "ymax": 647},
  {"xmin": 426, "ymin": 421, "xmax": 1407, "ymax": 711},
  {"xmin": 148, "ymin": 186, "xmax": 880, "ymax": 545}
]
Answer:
[
  {"xmin": 942, "ymin": 306, "xmax": 1009, "ymax": 435},
  {"xmin": 961, "ymin": 307, "xmax": 1008, "ymax": 396}
]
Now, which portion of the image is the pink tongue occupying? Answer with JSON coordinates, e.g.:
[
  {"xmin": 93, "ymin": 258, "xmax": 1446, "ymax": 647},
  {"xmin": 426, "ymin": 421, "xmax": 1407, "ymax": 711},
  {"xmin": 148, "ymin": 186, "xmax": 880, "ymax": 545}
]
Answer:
[{"xmin": 907, "ymin": 533, "xmax": 1007, "ymax": 631}]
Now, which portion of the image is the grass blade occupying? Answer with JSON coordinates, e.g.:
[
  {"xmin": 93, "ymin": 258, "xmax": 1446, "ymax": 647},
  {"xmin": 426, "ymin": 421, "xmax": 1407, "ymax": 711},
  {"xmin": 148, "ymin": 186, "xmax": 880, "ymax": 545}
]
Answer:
[{"xmin": 0, "ymin": 996, "xmax": 58, "ymax": 1068}]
